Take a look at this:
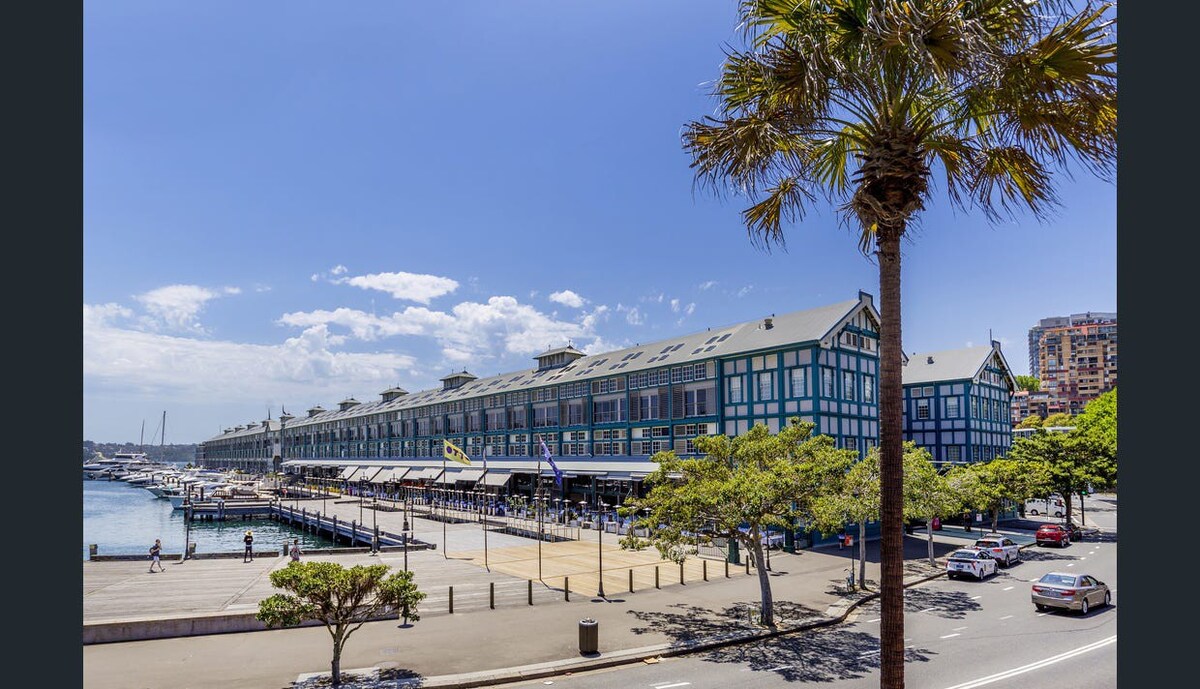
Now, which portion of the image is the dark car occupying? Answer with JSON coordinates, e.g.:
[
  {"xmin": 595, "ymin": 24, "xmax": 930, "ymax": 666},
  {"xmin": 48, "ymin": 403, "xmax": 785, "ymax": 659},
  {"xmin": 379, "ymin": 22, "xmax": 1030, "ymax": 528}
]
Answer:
[{"xmin": 1036, "ymin": 523, "xmax": 1072, "ymax": 547}]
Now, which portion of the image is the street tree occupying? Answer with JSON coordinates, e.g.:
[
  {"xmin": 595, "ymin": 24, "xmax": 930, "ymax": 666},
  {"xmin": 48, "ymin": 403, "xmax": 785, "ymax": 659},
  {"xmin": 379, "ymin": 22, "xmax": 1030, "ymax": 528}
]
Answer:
[
  {"xmin": 810, "ymin": 448, "xmax": 879, "ymax": 589},
  {"xmin": 682, "ymin": 3, "xmax": 1116, "ymax": 685},
  {"xmin": 620, "ymin": 420, "xmax": 854, "ymax": 627},
  {"xmin": 1016, "ymin": 414, "xmax": 1044, "ymax": 429},
  {"xmin": 901, "ymin": 443, "xmax": 961, "ymax": 565},
  {"xmin": 1006, "ymin": 429, "xmax": 1109, "ymax": 526},
  {"xmin": 1073, "ymin": 389, "xmax": 1116, "ymax": 461},
  {"xmin": 952, "ymin": 459, "xmax": 1051, "ymax": 533},
  {"xmin": 256, "ymin": 562, "xmax": 425, "ymax": 687},
  {"xmin": 1015, "ymin": 376, "xmax": 1041, "ymax": 393}
]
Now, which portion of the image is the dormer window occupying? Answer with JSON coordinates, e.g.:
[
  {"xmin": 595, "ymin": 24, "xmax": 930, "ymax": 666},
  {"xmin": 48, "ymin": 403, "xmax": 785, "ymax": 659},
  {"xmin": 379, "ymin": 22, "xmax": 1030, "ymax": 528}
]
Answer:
[{"xmin": 534, "ymin": 345, "xmax": 586, "ymax": 371}]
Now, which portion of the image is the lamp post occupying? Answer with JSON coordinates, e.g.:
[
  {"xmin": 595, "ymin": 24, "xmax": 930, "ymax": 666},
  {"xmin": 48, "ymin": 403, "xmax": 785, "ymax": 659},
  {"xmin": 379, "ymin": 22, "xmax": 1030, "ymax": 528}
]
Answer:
[
  {"xmin": 371, "ymin": 495, "xmax": 378, "ymax": 555},
  {"xmin": 477, "ymin": 486, "xmax": 489, "ymax": 571},
  {"xmin": 597, "ymin": 501, "xmax": 608, "ymax": 598}
]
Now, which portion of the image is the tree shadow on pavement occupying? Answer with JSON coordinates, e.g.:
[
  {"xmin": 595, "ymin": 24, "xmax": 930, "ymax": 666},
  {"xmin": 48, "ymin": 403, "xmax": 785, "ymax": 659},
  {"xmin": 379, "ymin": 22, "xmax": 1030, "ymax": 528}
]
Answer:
[
  {"xmin": 696, "ymin": 625, "xmax": 934, "ymax": 683},
  {"xmin": 899, "ymin": 588, "xmax": 982, "ymax": 619},
  {"xmin": 1020, "ymin": 549, "xmax": 1080, "ymax": 562},
  {"xmin": 626, "ymin": 601, "xmax": 826, "ymax": 644}
]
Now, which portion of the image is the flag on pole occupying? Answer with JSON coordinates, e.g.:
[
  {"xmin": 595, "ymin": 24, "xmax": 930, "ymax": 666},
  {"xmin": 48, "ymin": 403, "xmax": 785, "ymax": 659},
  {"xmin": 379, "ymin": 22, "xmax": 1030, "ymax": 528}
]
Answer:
[
  {"xmin": 443, "ymin": 439, "xmax": 472, "ymax": 466},
  {"xmin": 540, "ymin": 438, "xmax": 563, "ymax": 487}
]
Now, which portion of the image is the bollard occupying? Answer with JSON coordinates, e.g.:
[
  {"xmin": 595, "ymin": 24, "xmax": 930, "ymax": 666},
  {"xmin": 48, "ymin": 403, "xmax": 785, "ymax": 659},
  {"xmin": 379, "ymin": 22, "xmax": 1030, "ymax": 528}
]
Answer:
[
  {"xmin": 565, "ymin": 577, "xmax": 570, "ymax": 602},
  {"xmin": 746, "ymin": 558, "xmax": 751, "ymax": 575},
  {"xmin": 490, "ymin": 582, "xmax": 495, "ymax": 609},
  {"xmin": 352, "ymin": 520, "xmax": 358, "ymax": 546},
  {"xmin": 655, "ymin": 566, "xmax": 660, "ymax": 589},
  {"xmin": 725, "ymin": 560, "xmax": 729, "ymax": 578},
  {"xmin": 449, "ymin": 586, "xmax": 454, "ymax": 614},
  {"xmin": 703, "ymin": 560, "xmax": 708, "ymax": 581},
  {"xmin": 282, "ymin": 542, "xmax": 289, "ymax": 556},
  {"xmin": 88, "ymin": 544, "xmax": 98, "ymax": 559},
  {"xmin": 332, "ymin": 516, "xmax": 339, "ymax": 544},
  {"xmin": 528, "ymin": 579, "xmax": 533, "ymax": 605},
  {"xmin": 629, "ymin": 569, "xmax": 634, "ymax": 593},
  {"xmin": 680, "ymin": 561, "xmax": 685, "ymax": 585}
]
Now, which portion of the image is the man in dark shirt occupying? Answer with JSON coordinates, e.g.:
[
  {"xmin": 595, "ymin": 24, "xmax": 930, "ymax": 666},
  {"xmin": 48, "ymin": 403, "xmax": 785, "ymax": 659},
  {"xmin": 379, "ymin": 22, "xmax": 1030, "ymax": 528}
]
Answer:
[{"xmin": 243, "ymin": 530, "xmax": 254, "ymax": 562}]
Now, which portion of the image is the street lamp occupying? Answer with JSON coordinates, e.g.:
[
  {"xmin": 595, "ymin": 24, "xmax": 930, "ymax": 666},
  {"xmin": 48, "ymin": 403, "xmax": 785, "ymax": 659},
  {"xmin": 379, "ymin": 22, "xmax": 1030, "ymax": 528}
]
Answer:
[
  {"xmin": 597, "ymin": 501, "xmax": 608, "ymax": 598},
  {"xmin": 371, "ymin": 495, "xmax": 378, "ymax": 555}
]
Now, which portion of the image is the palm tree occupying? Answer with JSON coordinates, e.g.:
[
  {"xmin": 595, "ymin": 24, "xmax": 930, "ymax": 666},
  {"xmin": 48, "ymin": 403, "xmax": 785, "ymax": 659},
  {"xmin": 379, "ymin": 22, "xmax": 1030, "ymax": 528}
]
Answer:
[{"xmin": 682, "ymin": 2, "xmax": 1115, "ymax": 687}]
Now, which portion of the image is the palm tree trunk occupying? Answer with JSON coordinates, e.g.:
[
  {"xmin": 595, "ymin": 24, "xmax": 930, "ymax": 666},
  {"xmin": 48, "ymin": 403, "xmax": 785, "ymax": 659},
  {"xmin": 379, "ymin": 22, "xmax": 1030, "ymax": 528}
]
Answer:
[{"xmin": 878, "ymin": 230, "xmax": 905, "ymax": 689}]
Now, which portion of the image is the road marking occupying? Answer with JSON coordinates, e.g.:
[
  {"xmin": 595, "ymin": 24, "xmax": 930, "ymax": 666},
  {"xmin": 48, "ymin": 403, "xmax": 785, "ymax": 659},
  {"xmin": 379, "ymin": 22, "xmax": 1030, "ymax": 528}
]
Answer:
[
  {"xmin": 939, "ymin": 635, "xmax": 1116, "ymax": 689},
  {"xmin": 918, "ymin": 607, "xmax": 938, "ymax": 613},
  {"xmin": 1067, "ymin": 563, "xmax": 1075, "ymax": 567},
  {"xmin": 653, "ymin": 683, "xmax": 690, "ymax": 689},
  {"xmin": 1003, "ymin": 586, "xmax": 1014, "ymax": 591},
  {"xmin": 953, "ymin": 626, "xmax": 968, "ymax": 631},
  {"xmin": 765, "ymin": 666, "xmax": 792, "ymax": 672},
  {"xmin": 1081, "ymin": 557, "xmax": 1086, "ymax": 560},
  {"xmin": 969, "ymin": 595, "xmax": 981, "ymax": 600},
  {"xmin": 999, "ymin": 615, "xmax": 1013, "ymax": 620},
  {"xmin": 868, "ymin": 618, "xmax": 881, "ymax": 623},
  {"xmin": 859, "ymin": 650, "xmax": 881, "ymax": 657},
  {"xmin": 940, "ymin": 633, "xmax": 961, "ymax": 639},
  {"xmin": 1036, "ymin": 612, "xmax": 1050, "ymax": 617}
]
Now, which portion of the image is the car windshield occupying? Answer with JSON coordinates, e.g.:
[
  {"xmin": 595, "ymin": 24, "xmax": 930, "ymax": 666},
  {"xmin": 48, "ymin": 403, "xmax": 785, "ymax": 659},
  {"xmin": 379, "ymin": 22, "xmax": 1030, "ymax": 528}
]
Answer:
[
  {"xmin": 1038, "ymin": 573, "xmax": 1077, "ymax": 586},
  {"xmin": 949, "ymin": 550, "xmax": 977, "ymax": 559},
  {"xmin": 976, "ymin": 540, "xmax": 999, "ymax": 547}
]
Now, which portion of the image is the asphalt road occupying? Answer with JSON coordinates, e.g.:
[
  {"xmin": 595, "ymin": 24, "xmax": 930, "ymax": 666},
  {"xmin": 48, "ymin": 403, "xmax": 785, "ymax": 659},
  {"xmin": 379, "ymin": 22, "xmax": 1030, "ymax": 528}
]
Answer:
[{"xmin": 511, "ymin": 495, "xmax": 1118, "ymax": 689}]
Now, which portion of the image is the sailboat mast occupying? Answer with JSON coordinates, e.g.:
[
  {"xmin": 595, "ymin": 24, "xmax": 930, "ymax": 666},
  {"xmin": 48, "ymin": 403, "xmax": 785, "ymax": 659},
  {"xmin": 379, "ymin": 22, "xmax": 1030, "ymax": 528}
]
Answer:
[
  {"xmin": 161, "ymin": 410, "xmax": 166, "ymax": 462},
  {"xmin": 140, "ymin": 420, "xmax": 145, "ymax": 453}
]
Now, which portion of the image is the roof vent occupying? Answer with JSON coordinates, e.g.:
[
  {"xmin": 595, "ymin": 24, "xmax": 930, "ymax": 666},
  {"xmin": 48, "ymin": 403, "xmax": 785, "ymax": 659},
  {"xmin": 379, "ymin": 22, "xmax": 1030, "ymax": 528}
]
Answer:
[
  {"xmin": 763, "ymin": 317, "xmax": 774, "ymax": 330},
  {"xmin": 927, "ymin": 356, "xmax": 934, "ymax": 364}
]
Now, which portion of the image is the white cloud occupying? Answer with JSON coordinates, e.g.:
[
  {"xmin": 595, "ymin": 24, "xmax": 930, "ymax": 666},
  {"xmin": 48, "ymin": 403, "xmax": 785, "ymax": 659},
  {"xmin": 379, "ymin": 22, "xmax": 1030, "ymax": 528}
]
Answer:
[
  {"xmin": 966, "ymin": 340, "xmax": 975, "ymax": 348},
  {"xmin": 333, "ymin": 270, "xmax": 459, "ymax": 304},
  {"xmin": 550, "ymin": 290, "xmax": 587, "ymax": 309},
  {"xmin": 698, "ymin": 281, "xmax": 717, "ymax": 291},
  {"xmin": 253, "ymin": 284, "xmax": 272, "ymax": 293},
  {"xmin": 625, "ymin": 307, "xmax": 644, "ymax": 325},
  {"xmin": 331, "ymin": 265, "xmax": 348, "ymax": 276},
  {"xmin": 736, "ymin": 285, "xmax": 754, "ymax": 298},
  {"xmin": 685, "ymin": 303, "xmax": 696, "ymax": 316},
  {"xmin": 670, "ymin": 298, "xmax": 681, "ymax": 313},
  {"xmin": 134, "ymin": 284, "xmax": 237, "ymax": 333},
  {"xmin": 529, "ymin": 290, "xmax": 540, "ymax": 299}
]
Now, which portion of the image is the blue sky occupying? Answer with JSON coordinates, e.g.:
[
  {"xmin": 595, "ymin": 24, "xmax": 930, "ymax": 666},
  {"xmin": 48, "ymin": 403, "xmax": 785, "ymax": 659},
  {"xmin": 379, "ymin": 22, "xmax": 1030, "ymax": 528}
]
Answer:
[{"xmin": 84, "ymin": 1, "xmax": 1116, "ymax": 444}]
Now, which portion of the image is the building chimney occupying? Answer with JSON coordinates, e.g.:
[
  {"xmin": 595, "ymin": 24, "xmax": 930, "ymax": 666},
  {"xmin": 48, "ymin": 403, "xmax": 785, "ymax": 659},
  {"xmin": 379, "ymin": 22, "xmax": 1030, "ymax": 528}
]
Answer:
[
  {"xmin": 763, "ymin": 317, "xmax": 774, "ymax": 330},
  {"xmin": 927, "ymin": 356, "xmax": 934, "ymax": 364}
]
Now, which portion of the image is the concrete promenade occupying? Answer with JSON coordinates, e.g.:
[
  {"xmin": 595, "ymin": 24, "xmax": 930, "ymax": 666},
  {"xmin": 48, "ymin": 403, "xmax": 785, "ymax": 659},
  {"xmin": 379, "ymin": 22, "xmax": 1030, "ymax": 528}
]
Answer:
[{"xmin": 83, "ymin": 497, "xmax": 1047, "ymax": 689}]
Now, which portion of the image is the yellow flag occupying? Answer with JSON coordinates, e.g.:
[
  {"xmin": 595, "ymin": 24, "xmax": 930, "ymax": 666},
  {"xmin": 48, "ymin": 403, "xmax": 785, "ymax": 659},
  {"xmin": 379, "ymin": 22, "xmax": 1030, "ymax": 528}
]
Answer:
[{"xmin": 443, "ymin": 439, "xmax": 472, "ymax": 466}]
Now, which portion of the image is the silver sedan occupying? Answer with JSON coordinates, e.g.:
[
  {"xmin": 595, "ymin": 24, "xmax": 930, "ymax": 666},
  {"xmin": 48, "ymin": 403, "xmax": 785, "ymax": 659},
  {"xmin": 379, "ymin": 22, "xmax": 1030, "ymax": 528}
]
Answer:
[{"xmin": 1031, "ymin": 572, "xmax": 1112, "ymax": 614}]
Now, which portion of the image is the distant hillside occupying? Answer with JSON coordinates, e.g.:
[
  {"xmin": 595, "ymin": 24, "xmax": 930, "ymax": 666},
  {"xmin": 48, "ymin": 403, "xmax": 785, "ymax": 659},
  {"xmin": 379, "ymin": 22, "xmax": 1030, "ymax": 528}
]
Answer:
[{"xmin": 82, "ymin": 440, "xmax": 197, "ymax": 464}]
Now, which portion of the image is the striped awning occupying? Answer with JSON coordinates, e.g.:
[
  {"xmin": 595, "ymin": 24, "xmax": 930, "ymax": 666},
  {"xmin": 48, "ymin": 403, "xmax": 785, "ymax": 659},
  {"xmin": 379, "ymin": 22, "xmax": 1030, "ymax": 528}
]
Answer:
[
  {"xmin": 347, "ymin": 466, "xmax": 382, "ymax": 483},
  {"xmin": 434, "ymin": 469, "xmax": 462, "ymax": 485},
  {"xmin": 337, "ymin": 465, "xmax": 360, "ymax": 480},
  {"xmin": 454, "ymin": 468, "xmax": 486, "ymax": 483},
  {"xmin": 480, "ymin": 472, "xmax": 513, "ymax": 487},
  {"xmin": 405, "ymin": 467, "xmax": 443, "ymax": 481}
]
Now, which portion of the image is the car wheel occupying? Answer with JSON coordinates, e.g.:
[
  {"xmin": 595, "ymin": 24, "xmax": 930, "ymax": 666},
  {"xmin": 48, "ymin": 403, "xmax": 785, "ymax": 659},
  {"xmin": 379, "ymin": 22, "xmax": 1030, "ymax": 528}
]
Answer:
[
  {"xmin": 1104, "ymin": 591, "xmax": 1111, "ymax": 607},
  {"xmin": 1080, "ymin": 598, "xmax": 1089, "ymax": 615},
  {"xmin": 1062, "ymin": 537, "xmax": 1070, "ymax": 547},
  {"xmin": 1055, "ymin": 511, "xmax": 1064, "ymax": 518},
  {"xmin": 1035, "ymin": 603, "xmax": 1048, "ymax": 612},
  {"xmin": 1030, "ymin": 509, "xmax": 1039, "ymax": 515},
  {"xmin": 977, "ymin": 568, "xmax": 985, "ymax": 581},
  {"xmin": 1005, "ymin": 554, "xmax": 1012, "ymax": 567}
]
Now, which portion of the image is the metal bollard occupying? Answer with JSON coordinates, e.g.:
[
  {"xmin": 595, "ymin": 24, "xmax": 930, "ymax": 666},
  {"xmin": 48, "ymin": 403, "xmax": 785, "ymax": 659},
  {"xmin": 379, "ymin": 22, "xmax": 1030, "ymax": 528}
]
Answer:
[
  {"xmin": 528, "ymin": 579, "xmax": 533, "ymax": 605},
  {"xmin": 703, "ymin": 560, "xmax": 708, "ymax": 581},
  {"xmin": 725, "ymin": 560, "xmax": 729, "ymax": 578},
  {"xmin": 565, "ymin": 577, "xmax": 570, "ymax": 601},
  {"xmin": 88, "ymin": 544, "xmax": 98, "ymax": 559},
  {"xmin": 746, "ymin": 558, "xmax": 751, "ymax": 575},
  {"xmin": 655, "ymin": 566, "xmax": 660, "ymax": 589},
  {"xmin": 449, "ymin": 586, "xmax": 454, "ymax": 614},
  {"xmin": 629, "ymin": 569, "xmax": 634, "ymax": 593},
  {"xmin": 680, "ymin": 561, "xmax": 685, "ymax": 585},
  {"xmin": 490, "ymin": 582, "xmax": 495, "ymax": 609}
]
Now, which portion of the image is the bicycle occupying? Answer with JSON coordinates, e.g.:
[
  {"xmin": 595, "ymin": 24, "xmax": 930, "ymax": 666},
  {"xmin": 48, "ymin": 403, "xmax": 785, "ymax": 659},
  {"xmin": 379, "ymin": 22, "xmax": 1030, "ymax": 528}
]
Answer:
[{"xmin": 844, "ymin": 567, "xmax": 856, "ymax": 593}]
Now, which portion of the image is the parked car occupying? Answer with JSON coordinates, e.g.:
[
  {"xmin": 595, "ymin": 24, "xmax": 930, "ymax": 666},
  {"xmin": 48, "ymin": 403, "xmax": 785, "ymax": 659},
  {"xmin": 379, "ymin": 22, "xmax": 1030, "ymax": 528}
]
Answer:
[
  {"xmin": 1025, "ymin": 496, "xmax": 1066, "ymax": 518},
  {"xmin": 1036, "ymin": 523, "xmax": 1072, "ymax": 547},
  {"xmin": 973, "ymin": 534, "xmax": 1022, "ymax": 566},
  {"xmin": 1031, "ymin": 572, "xmax": 1111, "ymax": 614},
  {"xmin": 945, "ymin": 548, "xmax": 998, "ymax": 581}
]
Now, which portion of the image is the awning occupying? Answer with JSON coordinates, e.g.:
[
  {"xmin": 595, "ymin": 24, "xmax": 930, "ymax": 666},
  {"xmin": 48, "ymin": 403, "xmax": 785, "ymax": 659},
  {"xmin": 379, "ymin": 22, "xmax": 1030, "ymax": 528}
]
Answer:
[
  {"xmin": 348, "ymin": 466, "xmax": 382, "ymax": 483},
  {"xmin": 480, "ymin": 472, "xmax": 513, "ymax": 487},
  {"xmin": 454, "ymin": 468, "xmax": 486, "ymax": 483},
  {"xmin": 405, "ymin": 467, "xmax": 443, "ymax": 481},
  {"xmin": 337, "ymin": 466, "xmax": 360, "ymax": 480},
  {"xmin": 370, "ymin": 467, "xmax": 409, "ymax": 483},
  {"xmin": 434, "ymin": 470, "xmax": 462, "ymax": 485}
]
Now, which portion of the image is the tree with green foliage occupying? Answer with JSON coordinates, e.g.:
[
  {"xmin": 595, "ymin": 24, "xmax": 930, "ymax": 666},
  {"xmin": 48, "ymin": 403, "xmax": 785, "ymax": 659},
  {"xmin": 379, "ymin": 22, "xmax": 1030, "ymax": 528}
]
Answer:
[
  {"xmin": 811, "ymin": 448, "xmax": 880, "ymax": 589},
  {"xmin": 952, "ymin": 458, "xmax": 1051, "ymax": 533},
  {"xmin": 256, "ymin": 562, "xmax": 425, "ymax": 687},
  {"xmin": 682, "ymin": 3, "xmax": 1116, "ymax": 684},
  {"xmin": 620, "ymin": 420, "xmax": 855, "ymax": 626},
  {"xmin": 1073, "ymin": 389, "xmax": 1116, "ymax": 461},
  {"xmin": 1006, "ymin": 430, "xmax": 1105, "ymax": 526},
  {"xmin": 1015, "ymin": 375, "xmax": 1041, "ymax": 393},
  {"xmin": 1043, "ymin": 412, "xmax": 1074, "ymax": 428},
  {"xmin": 1016, "ymin": 414, "xmax": 1044, "ymax": 429},
  {"xmin": 901, "ymin": 444, "xmax": 961, "ymax": 565}
]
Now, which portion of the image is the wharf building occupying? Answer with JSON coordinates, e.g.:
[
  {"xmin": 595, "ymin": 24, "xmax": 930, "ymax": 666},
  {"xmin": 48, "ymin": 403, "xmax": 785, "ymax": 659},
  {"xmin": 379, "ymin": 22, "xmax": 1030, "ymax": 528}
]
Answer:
[
  {"xmin": 198, "ymin": 292, "xmax": 885, "ymax": 506},
  {"xmin": 901, "ymin": 341, "xmax": 1016, "ymax": 466}
]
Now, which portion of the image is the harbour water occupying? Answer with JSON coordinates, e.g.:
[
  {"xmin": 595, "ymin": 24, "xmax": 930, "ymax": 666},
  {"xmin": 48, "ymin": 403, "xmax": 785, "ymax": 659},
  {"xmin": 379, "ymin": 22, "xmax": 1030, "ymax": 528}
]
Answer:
[{"xmin": 83, "ymin": 479, "xmax": 338, "ymax": 560}]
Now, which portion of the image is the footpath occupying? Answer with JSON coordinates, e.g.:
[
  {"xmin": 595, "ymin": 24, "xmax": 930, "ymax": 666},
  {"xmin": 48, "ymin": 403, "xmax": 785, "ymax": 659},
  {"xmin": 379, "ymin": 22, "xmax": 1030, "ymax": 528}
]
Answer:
[{"xmin": 83, "ymin": 511, "xmax": 1042, "ymax": 689}]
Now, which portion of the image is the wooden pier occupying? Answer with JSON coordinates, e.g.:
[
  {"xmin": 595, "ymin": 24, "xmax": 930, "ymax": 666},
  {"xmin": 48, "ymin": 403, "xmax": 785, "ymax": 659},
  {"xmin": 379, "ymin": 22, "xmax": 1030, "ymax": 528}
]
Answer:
[{"xmin": 185, "ymin": 501, "xmax": 427, "ymax": 550}]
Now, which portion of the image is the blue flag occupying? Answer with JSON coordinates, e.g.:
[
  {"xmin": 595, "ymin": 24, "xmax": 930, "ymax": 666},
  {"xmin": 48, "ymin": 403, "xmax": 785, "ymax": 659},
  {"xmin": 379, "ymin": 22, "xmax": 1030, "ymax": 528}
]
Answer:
[{"xmin": 540, "ymin": 438, "xmax": 564, "ymax": 487}]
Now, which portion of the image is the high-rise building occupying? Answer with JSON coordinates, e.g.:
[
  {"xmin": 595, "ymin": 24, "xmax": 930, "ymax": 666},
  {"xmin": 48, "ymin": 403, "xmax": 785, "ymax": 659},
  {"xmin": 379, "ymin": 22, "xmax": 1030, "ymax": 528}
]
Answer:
[
  {"xmin": 1027, "ymin": 312, "xmax": 1116, "ymax": 376},
  {"xmin": 1028, "ymin": 312, "xmax": 1117, "ymax": 415}
]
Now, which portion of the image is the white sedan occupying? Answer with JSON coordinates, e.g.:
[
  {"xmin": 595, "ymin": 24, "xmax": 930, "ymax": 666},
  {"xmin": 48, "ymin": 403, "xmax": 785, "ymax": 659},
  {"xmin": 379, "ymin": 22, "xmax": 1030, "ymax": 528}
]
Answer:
[{"xmin": 946, "ymin": 548, "xmax": 999, "ymax": 581}]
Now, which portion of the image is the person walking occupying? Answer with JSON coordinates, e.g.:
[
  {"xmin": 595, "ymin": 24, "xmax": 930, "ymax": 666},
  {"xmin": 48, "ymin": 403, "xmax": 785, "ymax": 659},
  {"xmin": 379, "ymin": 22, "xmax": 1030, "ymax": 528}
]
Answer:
[
  {"xmin": 289, "ymin": 538, "xmax": 302, "ymax": 562},
  {"xmin": 243, "ymin": 530, "xmax": 254, "ymax": 562},
  {"xmin": 148, "ymin": 539, "xmax": 164, "ymax": 573}
]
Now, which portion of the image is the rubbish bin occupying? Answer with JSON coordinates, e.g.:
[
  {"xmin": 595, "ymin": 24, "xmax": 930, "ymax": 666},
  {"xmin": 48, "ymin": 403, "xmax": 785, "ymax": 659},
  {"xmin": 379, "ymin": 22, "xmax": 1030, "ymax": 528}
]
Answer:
[
  {"xmin": 578, "ymin": 618, "xmax": 598, "ymax": 655},
  {"xmin": 904, "ymin": 522, "xmax": 914, "ymax": 535}
]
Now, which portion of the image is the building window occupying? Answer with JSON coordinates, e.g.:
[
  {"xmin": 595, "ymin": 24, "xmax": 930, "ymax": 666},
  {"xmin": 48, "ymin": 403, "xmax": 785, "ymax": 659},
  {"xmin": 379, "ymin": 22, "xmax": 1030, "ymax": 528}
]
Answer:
[
  {"xmin": 821, "ymin": 367, "xmax": 835, "ymax": 397},
  {"xmin": 727, "ymin": 376, "xmax": 744, "ymax": 404},
  {"xmin": 842, "ymin": 370, "xmax": 856, "ymax": 401},
  {"xmin": 637, "ymin": 392, "xmax": 662, "ymax": 420},
  {"xmin": 946, "ymin": 396, "xmax": 960, "ymax": 418},
  {"xmin": 757, "ymin": 371, "xmax": 774, "ymax": 401},
  {"xmin": 862, "ymin": 375, "xmax": 874, "ymax": 403},
  {"xmin": 592, "ymin": 397, "xmax": 627, "ymax": 424},
  {"xmin": 917, "ymin": 398, "xmax": 931, "ymax": 420},
  {"xmin": 533, "ymin": 404, "xmax": 558, "ymax": 428},
  {"xmin": 843, "ymin": 436, "xmax": 858, "ymax": 452},
  {"xmin": 971, "ymin": 397, "xmax": 979, "ymax": 418},
  {"xmin": 946, "ymin": 445, "xmax": 961, "ymax": 463},
  {"xmin": 789, "ymin": 367, "xmax": 807, "ymax": 397},
  {"xmin": 684, "ymin": 388, "xmax": 711, "ymax": 417}
]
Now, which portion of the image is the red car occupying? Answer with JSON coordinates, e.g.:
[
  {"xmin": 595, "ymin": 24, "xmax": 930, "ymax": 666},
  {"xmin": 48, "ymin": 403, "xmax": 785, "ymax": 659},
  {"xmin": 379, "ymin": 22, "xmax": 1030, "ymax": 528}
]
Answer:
[{"xmin": 1036, "ymin": 523, "xmax": 1072, "ymax": 547}]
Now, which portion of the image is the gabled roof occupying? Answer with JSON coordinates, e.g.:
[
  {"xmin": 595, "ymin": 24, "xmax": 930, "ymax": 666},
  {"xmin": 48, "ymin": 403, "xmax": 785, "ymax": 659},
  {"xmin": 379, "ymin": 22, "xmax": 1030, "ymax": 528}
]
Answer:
[{"xmin": 902, "ymin": 341, "xmax": 1016, "ymax": 389}]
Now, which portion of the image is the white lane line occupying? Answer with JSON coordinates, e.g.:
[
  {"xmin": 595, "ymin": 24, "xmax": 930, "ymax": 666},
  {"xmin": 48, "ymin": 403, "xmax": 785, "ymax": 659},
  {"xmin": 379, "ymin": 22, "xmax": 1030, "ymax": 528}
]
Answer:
[
  {"xmin": 970, "ymin": 595, "xmax": 982, "ymax": 600},
  {"xmin": 868, "ymin": 618, "xmax": 881, "ymax": 623},
  {"xmin": 859, "ymin": 650, "xmax": 881, "ymax": 657},
  {"xmin": 953, "ymin": 626, "xmax": 968, "ymax": 631},
  {"xmin": 940, "ymin": 633, "xmax": 961, "ymax": 639},
  {"xmin": 1036, "ymin": 612, "xmax": 1050, "ymax": 617},
  {"xmin": 940, "ymin": 635, "xmax": 1116, "ymax": 689},
  {"xmin": 1067, "ymin": 563, "xmax": 1075, "ymax": 567},
  {"xmin": 1081, "ymin": 557, "xmax": 1087, "ymax": 560},
  {"xmin": 1003, "ymin": 586, "xmax": 1014, "ymax": 591},
  {"xmin": 999, "ymin": 615, "xmax": 1013, "ymax": 620},
  {"xmin": 765, "ymin": 666, "xmax": 792, "ymax": 672},
  {"xmin": 652, "ymin": 683, "xmax": 691, "ymax": 689},
  {"xmin": 918, "ymin": 607, "xmax": 938, "ymax": 613}
]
